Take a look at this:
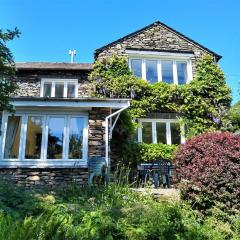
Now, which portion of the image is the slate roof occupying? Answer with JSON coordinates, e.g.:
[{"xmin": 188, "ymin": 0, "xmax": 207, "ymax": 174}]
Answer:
[
  {"xmin": 15, "ymin": 62, "xmax": 93, "ymax": 70},
  {"xmin": 94, "ymin": 20, "xmax": 222, "ymax": 61}
]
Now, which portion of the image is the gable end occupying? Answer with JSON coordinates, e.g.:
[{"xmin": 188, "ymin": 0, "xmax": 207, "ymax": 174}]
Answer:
[{"xmin": 94, "ymin": 20, "xmax": 221, "ymax": 61}]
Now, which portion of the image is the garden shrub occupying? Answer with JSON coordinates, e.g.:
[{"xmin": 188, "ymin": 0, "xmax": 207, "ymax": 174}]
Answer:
[
  {"xmin": 0, "ymin": 181, "xmax": 240, "ymax": 239},
  {"xmin": 175, "ymin": 132, "xmax": 240, "ymax": 213},
  {"xmin": 123, "ymin": 142, "xmax": 177, "ymax": 165}
]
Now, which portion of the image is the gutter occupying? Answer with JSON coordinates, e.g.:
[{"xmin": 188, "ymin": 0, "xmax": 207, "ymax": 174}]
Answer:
[{"xmin": 105, "ymin": 102, "xmax": 130, "ymax": 170}]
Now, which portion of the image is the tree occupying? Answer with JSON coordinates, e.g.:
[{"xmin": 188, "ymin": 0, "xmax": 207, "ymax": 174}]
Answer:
[{"xmin": 0, "ymin": 27, "xmax": 20, "ymax": 112}]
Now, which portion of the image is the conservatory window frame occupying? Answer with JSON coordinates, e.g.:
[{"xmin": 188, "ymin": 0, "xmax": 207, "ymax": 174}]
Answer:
[{"xmin": 0, "ymin": 111, "xmax": 88, "ymax": 166}]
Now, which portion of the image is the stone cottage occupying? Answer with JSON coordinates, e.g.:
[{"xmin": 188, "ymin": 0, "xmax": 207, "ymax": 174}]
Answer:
[{"xmin": 0, "ymin": 21, "xmax": 221, "ymax": 186}]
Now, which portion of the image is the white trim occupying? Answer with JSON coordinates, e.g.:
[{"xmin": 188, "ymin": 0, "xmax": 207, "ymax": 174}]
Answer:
[
  {"xmin": 126, "ymin": 49, "xmax": 194, "ymax": 58},
  {"xmin": 10, "ymin": 99, "xmax": 130, "ymax": 109},
  {"xmin": 40, "ymin": 78, "xmax": 78, "ymax": 98},
  {"xmin": 142, "ymin": 59, "xmax": 146, "ymax": 80},
  {"xmin": 105, "ymin": 104, "xmax": 130, "ymax": 169},
  {"xmin": 173, "ymin": 60, "xmax": 178, "ymax": 85},
  {"xmin": 138, "ymin": 118, "xmax": 185, "ymax": 145},
  {"xmin": 129, "ymin": 56, "xmax": 193, "ymax": 85},
  {"xmin": 157, "ymin": 60, "xmax": 162, "ymax": 82},
  {"xmin": 0, "ymin": 111, "xmax": 89, "ymax": 167}
]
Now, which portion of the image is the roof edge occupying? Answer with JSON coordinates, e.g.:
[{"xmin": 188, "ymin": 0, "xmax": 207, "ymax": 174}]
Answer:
[{"xmin": 15, "ymin": 62, "xmax": 93, "ymax": 71}]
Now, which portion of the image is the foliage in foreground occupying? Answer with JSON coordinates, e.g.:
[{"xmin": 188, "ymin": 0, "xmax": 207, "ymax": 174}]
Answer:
[
  {"xmin": 122, "ymin": 142, "xmax": 177, "ymax": 165},
  {"xmin": 175, "ymin": 131, "xmax": 240, "ymax": 214},
  {"xmin": 0, "ymin": 181, "xmax": 239, "ymax": 240},
  {"xmin": 227, "ymin": 100, "xmax": 240, "ymax": 134},
  {"xmin": 0, "ymin": 27, "xmax": 20, "ymax": 112}
]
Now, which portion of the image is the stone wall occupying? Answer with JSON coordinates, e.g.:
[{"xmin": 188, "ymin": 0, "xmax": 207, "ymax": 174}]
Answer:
[
  {"xmin": 95, "ymin": 22, "xmax": 214, "ymax": 76},
  {"xmin": 14, "ymin": 69, "xmax": 90, "ymax": 97},
  {"xmin": 0, "ymin": 168, "xmax": 88, "ymax": 188},
  {"xmin": 88, "ymin": 107, "xmax": 110, "ymax": 157}
]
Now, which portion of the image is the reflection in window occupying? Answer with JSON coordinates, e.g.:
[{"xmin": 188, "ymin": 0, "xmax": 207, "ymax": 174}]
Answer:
[
  {"xmin": 55, "ymin": 83, "xmax": 64, "ymax": 98},
  {"xmin": 68, "ymin": 118, "xmax": 84, "ymax": 159},
  {"xmin": 142, "ymin": 122, "xmax": 152, "ymax": 143},
  {"xmin": 43, "ymin": 82, "xmax": 52, "ymax": 97},
  {"xmin": 67, "ymin": 83, "xmax": 76, "ymax": 98},
  {"xmin": 146, "ymin": 60, "xmax": 158, "ymax": 83},
  {"xmin": 162, "ymin": 61, "xmax": 174, "ymax": 84},
  {"xmin": 156, "ymin": 122, "xmax": 167, "ymax": 144},
  {"xmin": 130, "ymin": 59, "xmax": 142, "ymax": 78},
  {"xmin": 177, "ymin": 62, "xmax": 188, "ymax": 85},
  {"xmin": 25, "ymin": 116, "xmax": 43, "ymax": 159},
  {"xmin": 4, "ymin": 116, "xmax": 22, "ymax": 159},
  {"xmin": 47, "ymin": 117, "xmax": 64, "ymax": 159},
  {"xmin": 170, "ymin": 122, "xmax": 181, "ymax": 144}
]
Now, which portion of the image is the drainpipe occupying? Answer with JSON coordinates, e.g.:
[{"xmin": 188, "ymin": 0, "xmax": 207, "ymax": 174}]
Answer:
[{"xmin": 105, "ymin": 103, "xmax": 130, "ymax": 170}]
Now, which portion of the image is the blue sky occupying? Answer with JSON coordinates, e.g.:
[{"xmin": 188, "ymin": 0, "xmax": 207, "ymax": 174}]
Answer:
[{"xmin": 1, "ymin": 0, "xmax": 239, "ymax": 104}]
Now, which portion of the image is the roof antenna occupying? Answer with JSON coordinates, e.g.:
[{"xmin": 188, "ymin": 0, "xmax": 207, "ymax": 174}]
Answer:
[{"xmin": 69, "ymin": 50, "xmax": 76, "ymax": 63}]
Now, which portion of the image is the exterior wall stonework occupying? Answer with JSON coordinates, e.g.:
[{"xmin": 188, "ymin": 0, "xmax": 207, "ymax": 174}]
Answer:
[
  {"xmin": 0, "ymin": 168, "xmax": 88, "ymax": 188},
  {"xmin": 88, "ymin": 108, "xmax": 110, "ymax": 157},
  {"xmin": 14, "ymin": 69, "xmax": 90, "ymax": 97},
  {"xmin": 95, "ymin": 23, "xmax": 215, "ymax": 76}
]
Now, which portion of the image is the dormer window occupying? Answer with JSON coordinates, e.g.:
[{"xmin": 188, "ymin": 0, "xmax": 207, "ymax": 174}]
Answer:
[
  {"xmin": 41, "ymin": 79, "xmax": 78, "ymax": 98},
  {"xmin": 128, "ymin": 50, "xmax": 193, "ymax": 84}
]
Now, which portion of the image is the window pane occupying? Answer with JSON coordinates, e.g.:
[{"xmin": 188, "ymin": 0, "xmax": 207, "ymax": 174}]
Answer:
[
  {"xmin": 142, "ymin": 122, "xmax": 152, "ymax": 143},
  {"xmin": 156, "ymin": 122, "xmax": 167, "ymax": 144},
  {"xmin": 170, "ymin": 122, "xmax": 181, "ymax": 144},
  {"xmin": 43, "ymin": 82, "xmax": 52, "ymax": 97},
  {"xmin": 130, "ymin": 59, "xmax": 142, "ymax": 78},
  {"xmin": 177, "ymin": 62, "xmax": 188, "ymax": 85},
  {"xmin": 4, "ymin": 116, "xmax": 22, "ymax": 159},
  {"xmin": 146, "ymin": 60, "xmax": 158, "ymax": 83},
  {"xmin": 68, "ymin": 118, "xmax": 84, "ymax": 159},
  {"xmin": 55, "ymin": 83, "xmax": 64, "ymax": 98},
  {"xmin": 162, "ymin": 61, "xmax": 174, "ymax": 84},
  {"xmin": 47, "ymin": 117, "xmax": 64, "ymax": 159},
  {"xmin": 67, "ymin": 83, "xmax": 76, "ymax": 98},
  {"xmin": 25, "ymin": 116, "xmax": 43, "ymax": 159}
]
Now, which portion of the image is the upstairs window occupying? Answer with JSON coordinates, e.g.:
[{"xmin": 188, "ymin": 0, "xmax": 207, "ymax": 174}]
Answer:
[
  {"xmin": 129, "ymin": 58, "xmax": 192, "ymax": 85},
  {"xmin": 161, "ymin": 60, "xmax": 174, "ymax": 84},
  {"xmin": 41, "ymin": 79, "xmax": 78, "ymax": 98}
]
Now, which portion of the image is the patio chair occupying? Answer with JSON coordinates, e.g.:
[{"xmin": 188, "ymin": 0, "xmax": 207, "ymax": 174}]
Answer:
[{"xmin": 88, "ymin": 157, "xmax": 109, "ymax": 187}]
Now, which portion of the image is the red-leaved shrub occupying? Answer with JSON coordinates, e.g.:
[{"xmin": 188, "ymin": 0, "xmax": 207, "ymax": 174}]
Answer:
[{"xmin": 175, "ymin": 132, "xmax": 240, "ymax": 212}]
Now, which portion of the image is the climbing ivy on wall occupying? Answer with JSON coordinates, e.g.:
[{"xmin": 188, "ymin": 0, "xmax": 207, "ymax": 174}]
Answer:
[{"xmin": 89, "ymin": 55, "xmax": 232, "ymax": 138}]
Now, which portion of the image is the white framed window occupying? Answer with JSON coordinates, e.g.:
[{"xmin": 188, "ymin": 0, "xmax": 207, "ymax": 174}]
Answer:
[
  {"xmin": 40, "ymin": 79, "xmax": 78, "ymax": 98},
  {"xmin": 137, "ymin": 119, "xmax": 185, "ymax": 145},
  {"xmin": 0, "ymin": 111, "xmax": 88, "ymax": 166},
  {"xmin": 129, "ymin": 57, "xmax": 192, "ymax": 85}
]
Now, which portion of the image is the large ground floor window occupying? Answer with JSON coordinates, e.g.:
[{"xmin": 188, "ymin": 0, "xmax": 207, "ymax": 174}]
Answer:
[
  {"xmin": 137, "ymin": 119, "xmax": 185, "ymax": 145},
  {"xmin": 0, "ymin": 112, "xmax": 88, "ymax": 166}
]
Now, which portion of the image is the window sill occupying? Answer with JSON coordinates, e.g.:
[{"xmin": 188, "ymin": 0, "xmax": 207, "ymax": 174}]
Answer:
[{"xmin": 0, "ymin": 160, "xmax": 88, "ymax": 168}]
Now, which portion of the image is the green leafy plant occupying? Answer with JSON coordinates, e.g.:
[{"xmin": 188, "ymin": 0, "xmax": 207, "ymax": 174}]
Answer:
[
  {"xmin": 89, "ymin": 55, "xmax": 232, "ymax": 140},
  {"xmin": 175, "ymin": 132, "xmax": 240, "ymax": 213},
  {"xmin": 123, "ymin": 143, "xmax": 177, "ymax": 165},
  {"xmin": 0, "ymin": 27, "xmax": 20, "ymax": 112},
  {"xmin": 0, "ymin": 180, "xmax": 239, "ymax": 240}
]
